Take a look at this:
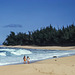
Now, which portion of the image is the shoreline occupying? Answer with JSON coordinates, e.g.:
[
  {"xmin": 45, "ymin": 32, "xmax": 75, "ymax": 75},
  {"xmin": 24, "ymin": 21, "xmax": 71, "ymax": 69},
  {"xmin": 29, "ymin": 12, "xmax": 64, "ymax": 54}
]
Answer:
[
  {"xmin": 0, "ymin": 45, "xmax": 75, "ymax": 50},
  {"xmin": 0, "ymin": 45, "xmax": 75, "ymax": 75}
]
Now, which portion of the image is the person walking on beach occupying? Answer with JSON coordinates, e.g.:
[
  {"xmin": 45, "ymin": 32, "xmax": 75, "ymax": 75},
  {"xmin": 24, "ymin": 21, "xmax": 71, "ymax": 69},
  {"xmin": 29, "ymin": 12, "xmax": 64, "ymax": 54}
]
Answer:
[
  {"xmin": 27, "ymin": 56, "xmax": 30, "ymax": 64},
  {"xmin": 23, "ymin": 56, "xmax": 26, "ymax": 64}
]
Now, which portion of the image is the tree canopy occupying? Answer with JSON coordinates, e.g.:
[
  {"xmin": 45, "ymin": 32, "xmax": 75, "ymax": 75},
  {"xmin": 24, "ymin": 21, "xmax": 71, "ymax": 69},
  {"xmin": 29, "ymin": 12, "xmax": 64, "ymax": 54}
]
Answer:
[{"xmin": 3, "ymin": 24, "xmax": 75, "ymax": 46}]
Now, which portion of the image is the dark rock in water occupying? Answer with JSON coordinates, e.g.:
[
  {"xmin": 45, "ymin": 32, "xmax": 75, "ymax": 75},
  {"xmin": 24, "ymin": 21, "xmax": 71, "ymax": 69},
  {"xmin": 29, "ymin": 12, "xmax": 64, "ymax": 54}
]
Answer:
[{"xmin": 53, "ymin": 56, "xmax": 57, "ymax": 58}]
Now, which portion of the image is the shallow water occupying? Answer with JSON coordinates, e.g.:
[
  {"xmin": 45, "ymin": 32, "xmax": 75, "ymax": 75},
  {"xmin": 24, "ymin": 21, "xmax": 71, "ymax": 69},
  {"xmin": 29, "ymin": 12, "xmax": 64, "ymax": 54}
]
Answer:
[{"xmin": 0, "ymin": 47, "xmax": 75, "ymax": 66}]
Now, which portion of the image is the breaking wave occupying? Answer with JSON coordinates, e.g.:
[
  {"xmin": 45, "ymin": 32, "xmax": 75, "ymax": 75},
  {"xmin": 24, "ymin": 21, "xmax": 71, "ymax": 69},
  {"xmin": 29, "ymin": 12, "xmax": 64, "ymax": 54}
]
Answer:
[
  {"xmin": 0, "ymin": 52, "xmax": 6, "ymax": 56},
  {"xmin": 0, "ymin": 49, "xmax": 32, "ymax": 56},
  {"xmin": 11, "ymin": 49, "xmax": 32, "ymax": 55}
]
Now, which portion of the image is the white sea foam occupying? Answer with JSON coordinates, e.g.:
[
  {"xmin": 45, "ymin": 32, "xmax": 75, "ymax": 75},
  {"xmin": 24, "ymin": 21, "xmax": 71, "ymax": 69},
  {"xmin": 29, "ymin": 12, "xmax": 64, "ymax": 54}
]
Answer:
[
  {"xmin": 11, "ymin": 50, "xmax": 32, "ymax": 55},
  {"xmin": 0, "ymin": 52, "xmax": 6, "ymax": 56},
  {"xmin": 0, "ymin": 63, "xmax": 10, "ymax": 66},
  {"xmin": 0, "ymin": 49, "xmax": 32, "ymax": 55},
  {"xmin": 0, "ymin": 62, "xmax": 20, "ymax": 66},
  {"xmin": 0, "ymin": 49, "xmax": 15, "ymax": 52},
  {"xmin": 0, "ymin": 48, "xmax": 75, "ymax": 66}
]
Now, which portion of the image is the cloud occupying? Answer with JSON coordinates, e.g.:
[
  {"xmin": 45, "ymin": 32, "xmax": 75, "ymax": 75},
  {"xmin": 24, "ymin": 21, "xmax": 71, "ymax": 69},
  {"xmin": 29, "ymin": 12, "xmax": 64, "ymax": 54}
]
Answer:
[{"xmin": 4, "ymin": 24, "xmax": 22, "ymax": 28}]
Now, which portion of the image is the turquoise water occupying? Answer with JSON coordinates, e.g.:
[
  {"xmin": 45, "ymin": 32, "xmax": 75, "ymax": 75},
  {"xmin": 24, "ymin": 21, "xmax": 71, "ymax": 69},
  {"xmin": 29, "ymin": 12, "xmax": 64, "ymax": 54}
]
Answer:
[{"xmin": 0, "ymin": 47, "xmax": 75, "ymax": 66}]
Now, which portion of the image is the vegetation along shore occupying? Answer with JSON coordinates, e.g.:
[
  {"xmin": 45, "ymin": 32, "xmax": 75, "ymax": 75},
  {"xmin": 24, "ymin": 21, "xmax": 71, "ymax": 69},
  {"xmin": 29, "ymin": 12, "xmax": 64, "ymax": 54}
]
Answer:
[{"xmin": 3, "ymin": 24, "xmax": 75, "ymax": 46}]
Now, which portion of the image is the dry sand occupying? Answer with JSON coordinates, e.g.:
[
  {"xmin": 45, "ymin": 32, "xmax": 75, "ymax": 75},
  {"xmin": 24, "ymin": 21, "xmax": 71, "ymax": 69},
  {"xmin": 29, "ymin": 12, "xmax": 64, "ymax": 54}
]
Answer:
[
  {"xmin": 1, "ymin": 45, "xmax": 75, "ymax": 50},
  {"xmin": 0, "ymin": 45, "xmax": 75, "ymax": 75}
]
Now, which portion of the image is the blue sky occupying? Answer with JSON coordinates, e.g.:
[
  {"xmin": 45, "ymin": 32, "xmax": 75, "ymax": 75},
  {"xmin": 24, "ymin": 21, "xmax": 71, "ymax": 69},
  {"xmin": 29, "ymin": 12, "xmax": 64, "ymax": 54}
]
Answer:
[{"xmin": 0, "ymin": 0, "xmax": 75, "ymax": 44}]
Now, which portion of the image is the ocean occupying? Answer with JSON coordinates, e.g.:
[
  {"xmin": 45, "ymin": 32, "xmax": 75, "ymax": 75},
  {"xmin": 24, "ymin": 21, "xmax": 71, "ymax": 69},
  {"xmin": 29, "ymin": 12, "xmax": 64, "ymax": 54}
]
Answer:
[{"xmin": 0, "ymin": 47, "xmax": 75, "ymax": 66}]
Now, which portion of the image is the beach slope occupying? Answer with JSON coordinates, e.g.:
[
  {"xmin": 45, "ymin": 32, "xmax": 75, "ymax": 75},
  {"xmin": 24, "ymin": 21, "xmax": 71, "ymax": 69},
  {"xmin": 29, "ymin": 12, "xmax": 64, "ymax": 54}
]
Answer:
[
  {"xmin": 0, "ymin": 55, "xmax": 75, "ymax": 75},
  {"xmin": 0, "ymin": 46, "xmax": 75, "ymax": 75}
]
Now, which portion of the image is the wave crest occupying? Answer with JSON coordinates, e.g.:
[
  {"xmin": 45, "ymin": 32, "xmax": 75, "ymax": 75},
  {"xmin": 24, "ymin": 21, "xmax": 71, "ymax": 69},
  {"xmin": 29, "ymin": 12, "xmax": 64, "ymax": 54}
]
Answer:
[
  {"xmin": 11, "ymin": 49, "xmax": 32, "ymax": 55},
  {"xmin": 0, "ymin": 52, "xmax": 6, "ymax": 56}
]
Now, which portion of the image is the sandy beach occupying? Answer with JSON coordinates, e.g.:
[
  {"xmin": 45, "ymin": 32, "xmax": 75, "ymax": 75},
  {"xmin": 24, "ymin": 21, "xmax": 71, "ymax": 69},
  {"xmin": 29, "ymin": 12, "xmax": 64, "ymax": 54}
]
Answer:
[
  {"xmin": 1, "ymin": 45, "xmax": 75, "ymax": 50},
  {"xmin": 0, "ymin": 45, "xmax": 75, "ymax": 75}
]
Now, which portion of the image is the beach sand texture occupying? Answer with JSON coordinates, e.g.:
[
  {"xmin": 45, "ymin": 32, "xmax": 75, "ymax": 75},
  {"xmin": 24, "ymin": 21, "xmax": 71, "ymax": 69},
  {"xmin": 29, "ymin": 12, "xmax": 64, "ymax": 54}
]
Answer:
[
  {"xmin": 0, "ymin": 45, "xmax": 75, "ymax": 75},
  {"xmin": 1, "ymin": 45, "xmax": 75, "ymax": 50}
]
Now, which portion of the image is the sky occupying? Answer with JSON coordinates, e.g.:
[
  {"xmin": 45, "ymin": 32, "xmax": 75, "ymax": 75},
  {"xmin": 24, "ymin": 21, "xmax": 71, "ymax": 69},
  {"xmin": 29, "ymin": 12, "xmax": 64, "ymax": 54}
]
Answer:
[{"xmin": 0, "ymin": 0, "xmax": 75, "ymax": 44}]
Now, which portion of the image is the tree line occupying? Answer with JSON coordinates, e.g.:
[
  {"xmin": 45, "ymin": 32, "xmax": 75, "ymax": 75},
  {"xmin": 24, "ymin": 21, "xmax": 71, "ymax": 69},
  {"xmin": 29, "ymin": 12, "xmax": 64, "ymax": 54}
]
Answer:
[{"xmin": 3, "ymin": 24, "xmax": 75, "ymax": 46}]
